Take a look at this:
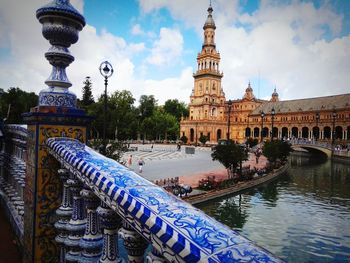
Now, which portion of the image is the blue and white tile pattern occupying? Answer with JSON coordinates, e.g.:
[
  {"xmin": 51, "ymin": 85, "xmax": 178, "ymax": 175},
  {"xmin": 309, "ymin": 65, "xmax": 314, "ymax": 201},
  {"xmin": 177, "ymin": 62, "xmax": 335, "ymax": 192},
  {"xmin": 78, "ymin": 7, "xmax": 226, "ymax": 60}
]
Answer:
[{"xmin": 46, "ymin": 137, "xmax": 284, "ymax": 263}]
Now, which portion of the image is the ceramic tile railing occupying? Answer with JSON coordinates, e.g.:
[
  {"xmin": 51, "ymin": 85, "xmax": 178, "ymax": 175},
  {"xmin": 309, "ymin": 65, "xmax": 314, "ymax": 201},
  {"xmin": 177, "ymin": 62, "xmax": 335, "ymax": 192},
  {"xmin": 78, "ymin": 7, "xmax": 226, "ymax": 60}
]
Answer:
[
  {"xmin": 47, "ymin": 137, "xmax": 283, "ymax": 263},
  {"xmin": 0, "ymin": 124, "xmax": 28, "ymax": 243}
]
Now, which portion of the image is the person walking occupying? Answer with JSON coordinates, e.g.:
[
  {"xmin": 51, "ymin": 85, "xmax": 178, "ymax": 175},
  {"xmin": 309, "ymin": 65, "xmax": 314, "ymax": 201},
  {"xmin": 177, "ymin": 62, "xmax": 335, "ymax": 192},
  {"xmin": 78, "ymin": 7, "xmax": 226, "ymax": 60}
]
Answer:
[
  {"xmin": 138, "ymin": 158, "xmax": 145, "ymax": 173},
  {"xmin": 127, "ymin": 154, "xmax": 133, "ymax": 168}
]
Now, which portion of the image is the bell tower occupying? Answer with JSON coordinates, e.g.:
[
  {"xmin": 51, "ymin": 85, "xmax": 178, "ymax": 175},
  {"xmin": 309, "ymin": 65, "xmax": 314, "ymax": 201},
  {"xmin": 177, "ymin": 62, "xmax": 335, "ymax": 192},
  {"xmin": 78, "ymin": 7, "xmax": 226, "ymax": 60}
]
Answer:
[{"xmin": 188, "ymin": 4, "xmax": 226, "ymax": 121}]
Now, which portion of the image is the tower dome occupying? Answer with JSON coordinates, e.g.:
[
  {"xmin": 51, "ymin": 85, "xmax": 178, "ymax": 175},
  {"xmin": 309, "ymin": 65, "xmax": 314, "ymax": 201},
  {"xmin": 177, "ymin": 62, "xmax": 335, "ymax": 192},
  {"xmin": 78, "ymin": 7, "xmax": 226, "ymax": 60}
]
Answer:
[
  {"xmin": 270, "ymin": 88, "xmax": 279, "ymax": 102},
  {"xmin": 243, "ymin": 82, "xmax": 255, "ymax": 100},
  {"xmin": 203, "ymin": 4, "xmax": 216, "ymax": 30}
]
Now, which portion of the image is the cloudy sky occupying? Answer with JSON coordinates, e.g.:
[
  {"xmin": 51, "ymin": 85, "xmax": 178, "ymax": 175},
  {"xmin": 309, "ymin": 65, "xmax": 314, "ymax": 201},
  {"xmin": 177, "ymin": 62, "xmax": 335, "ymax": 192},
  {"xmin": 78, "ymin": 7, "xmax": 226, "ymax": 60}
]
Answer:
[{"xmin": 0, "ymin": 0, "xmax": 349, "ymax": 105}]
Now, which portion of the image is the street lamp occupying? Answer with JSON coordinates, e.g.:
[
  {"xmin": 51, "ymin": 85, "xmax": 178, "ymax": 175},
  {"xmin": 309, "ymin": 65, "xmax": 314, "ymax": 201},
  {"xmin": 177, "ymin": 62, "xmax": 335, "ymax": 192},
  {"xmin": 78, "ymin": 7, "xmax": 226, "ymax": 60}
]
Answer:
[
  {"xmin": 315, "ymin": 112, "xmax": 320, "ymax": 141},
  {"xmin": 332, "ymin": 109, "xmax": 336, "ymax": 147},
  {"xmin": 271, "ymin": 107, "xmax": 275, "ymax": 139},
  {"xmin": 227, "ymin": 100, "xmax": 233, "ymax": 140},
  {"xmin": 260, "ymin": 111, "xmax": 265, "ymax": 142},
  {"xmin": 99, "ymin": 61, "xmax": 114, "ymax": 154}
]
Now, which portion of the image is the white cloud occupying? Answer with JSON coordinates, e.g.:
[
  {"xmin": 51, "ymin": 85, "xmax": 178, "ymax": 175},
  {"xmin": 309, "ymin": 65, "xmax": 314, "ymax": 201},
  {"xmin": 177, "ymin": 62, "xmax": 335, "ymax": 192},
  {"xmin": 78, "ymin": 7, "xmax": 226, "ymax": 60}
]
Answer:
[
  {"xmin": 143, "ymin": 67, "xmax": 193, "ymax": 104},
  {"xmin": 146, "ymin": 27, "xmax": 184, "ymax": 66},
  {"xmin": 0, "ymin": 0, "xmax": 349, "ymax": 110},
  {"xmin": 138, "ymin": 0, "xmax": 350, "ymax": 102},
  {"xmin": 131, "ymin": 24, "xmax": 144, "ymax": 36}
]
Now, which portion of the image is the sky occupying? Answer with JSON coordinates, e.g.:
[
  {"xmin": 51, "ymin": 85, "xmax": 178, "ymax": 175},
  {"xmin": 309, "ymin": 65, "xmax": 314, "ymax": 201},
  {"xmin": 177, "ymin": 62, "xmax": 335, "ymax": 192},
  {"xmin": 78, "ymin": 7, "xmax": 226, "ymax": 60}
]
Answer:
[{"xmin": 0, "ymin": 0, "xmax": 349, "ymax": 105}]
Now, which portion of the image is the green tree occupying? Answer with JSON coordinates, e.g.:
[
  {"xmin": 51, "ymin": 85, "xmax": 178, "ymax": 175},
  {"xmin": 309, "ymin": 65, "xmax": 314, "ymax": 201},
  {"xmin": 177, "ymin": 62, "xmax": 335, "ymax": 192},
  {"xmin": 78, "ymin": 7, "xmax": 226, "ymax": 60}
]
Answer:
[
  {"xmin": 139, "ymin": 95, "xmax": 157, "ymax": 141},
  {"xmin": 246, "ymin": 137, "xmax": 258, "ymax": 148},
  {"xmin": 211, "ymin": 140, "xmax": 248, "ymax": 178},
  {"xmin": 163, "ymin": 99, "xmax": 189, "ymax": 121},
  {"xmin": 180, "ymin": 135, "xmax": 188, "ymax": 144},
  {"xmin": 199, "ymin": 134, "xmax": 208, "ymax": 145},
  {"xmin": 0, "ymin": 87, "xmax": 38, "ymax": 123},
  {"xmin": 263, "ymin": 140, "xmax": 292, "ymax": 165},
  {"xmin": 86, "ymin": 90, "xmax": 138, "ymax": 141},
  {"xmin": 81, "ymin": 76, "xmax": 94, "ymax": 107},
  {"xmin": 109, "ymin": 90, "xmax": 137, "ymax": 140},
  {"xmin": 139, "ymin": 95, "xmax": 157, "ymax": 119},
  {"xmin": 150, "ymin": 109, "xmax": 178, "ymax": 141},
  {"xmin": 89, "ymin": 139, "xmax": 127, "ymax": 162}
]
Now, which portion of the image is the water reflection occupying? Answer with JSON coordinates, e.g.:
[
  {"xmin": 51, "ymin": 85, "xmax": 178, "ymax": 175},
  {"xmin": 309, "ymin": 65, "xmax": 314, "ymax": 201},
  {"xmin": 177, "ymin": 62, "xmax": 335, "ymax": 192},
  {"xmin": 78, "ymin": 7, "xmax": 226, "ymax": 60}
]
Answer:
[{"xmin": 198, "ymin": 154, "xmax": 350, "ymax": 262}]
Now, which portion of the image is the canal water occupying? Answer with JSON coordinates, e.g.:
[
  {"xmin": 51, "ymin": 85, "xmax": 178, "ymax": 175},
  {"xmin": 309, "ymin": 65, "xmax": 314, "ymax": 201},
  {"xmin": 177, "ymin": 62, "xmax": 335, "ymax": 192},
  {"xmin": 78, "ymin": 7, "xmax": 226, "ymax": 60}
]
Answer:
[{"xmin": 197, "ymin": 154, "xmax": 350, "ymax": 262}]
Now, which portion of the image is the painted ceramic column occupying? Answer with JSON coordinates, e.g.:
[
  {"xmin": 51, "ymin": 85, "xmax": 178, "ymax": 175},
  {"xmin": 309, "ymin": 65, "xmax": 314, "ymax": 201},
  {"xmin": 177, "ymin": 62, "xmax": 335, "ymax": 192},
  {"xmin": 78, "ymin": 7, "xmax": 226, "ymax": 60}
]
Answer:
[
  {"xmin": 55, "ymin": 168, "xmax": 73, "ymax": 263},
  {"xmin": 79, "ymin": 189, "xmax": 103, "ymax": 262},
  {"xmin": 65, "ymin": 176, "xmax": 86, "ymax": 262},
  {"xmin": 96, "ymin": 202, "xmax": 123, "ymax": 263},
  {"xmin": 22, "ymin": 1, "xmax": 91, "ymax": 261},
  {"xmin": 119, "ymin": 220, "xmax": 148, "ymax": 263}
]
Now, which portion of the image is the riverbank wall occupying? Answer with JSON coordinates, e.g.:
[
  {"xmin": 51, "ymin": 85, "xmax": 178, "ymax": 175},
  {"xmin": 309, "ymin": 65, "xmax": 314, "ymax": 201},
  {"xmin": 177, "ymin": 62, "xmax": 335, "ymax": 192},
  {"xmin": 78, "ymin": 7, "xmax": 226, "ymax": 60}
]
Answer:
[{"xmin": 185, "ymin": 163, "xmax": 289, "ymax": 205}]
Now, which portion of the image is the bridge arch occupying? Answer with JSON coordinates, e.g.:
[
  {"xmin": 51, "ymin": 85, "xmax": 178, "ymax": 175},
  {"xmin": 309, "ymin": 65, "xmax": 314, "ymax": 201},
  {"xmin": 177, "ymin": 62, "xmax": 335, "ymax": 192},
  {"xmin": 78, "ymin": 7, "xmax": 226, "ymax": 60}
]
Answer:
[{"xmin": 291, "ymin": 142, "xmax": 332, "ymax": 158}]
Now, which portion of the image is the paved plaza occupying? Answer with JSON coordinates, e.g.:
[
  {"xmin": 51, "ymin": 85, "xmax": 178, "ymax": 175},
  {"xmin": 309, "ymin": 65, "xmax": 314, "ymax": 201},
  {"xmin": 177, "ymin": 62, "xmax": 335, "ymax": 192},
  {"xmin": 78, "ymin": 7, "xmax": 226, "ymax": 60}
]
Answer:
[{"xmin": 122, "ymin": 144, "xmax": 268, "ymax": 186}]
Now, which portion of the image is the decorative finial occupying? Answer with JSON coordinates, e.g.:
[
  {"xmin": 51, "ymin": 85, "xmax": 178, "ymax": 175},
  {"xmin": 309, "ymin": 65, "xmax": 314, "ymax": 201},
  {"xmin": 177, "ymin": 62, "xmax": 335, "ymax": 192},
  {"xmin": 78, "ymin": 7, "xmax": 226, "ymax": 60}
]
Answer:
[{"xmin": 36, "ymin": 0, "xmax": 85, "ymax": 108}]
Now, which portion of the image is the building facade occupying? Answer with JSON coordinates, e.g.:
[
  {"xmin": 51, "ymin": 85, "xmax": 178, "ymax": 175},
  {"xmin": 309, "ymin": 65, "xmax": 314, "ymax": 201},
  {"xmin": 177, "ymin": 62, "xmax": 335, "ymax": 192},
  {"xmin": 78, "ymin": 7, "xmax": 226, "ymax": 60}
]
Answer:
[{"xmin": 180, "ymin": 5, "xmax": 350, "ymax": 145}]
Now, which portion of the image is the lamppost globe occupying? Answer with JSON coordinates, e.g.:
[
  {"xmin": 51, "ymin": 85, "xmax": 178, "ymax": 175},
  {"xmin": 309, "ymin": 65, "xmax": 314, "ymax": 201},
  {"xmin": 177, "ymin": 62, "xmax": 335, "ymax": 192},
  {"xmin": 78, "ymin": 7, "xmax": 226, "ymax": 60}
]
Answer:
[{"xmin": 99, "ymin": 61, "xmax": 114, "ymax": 78}]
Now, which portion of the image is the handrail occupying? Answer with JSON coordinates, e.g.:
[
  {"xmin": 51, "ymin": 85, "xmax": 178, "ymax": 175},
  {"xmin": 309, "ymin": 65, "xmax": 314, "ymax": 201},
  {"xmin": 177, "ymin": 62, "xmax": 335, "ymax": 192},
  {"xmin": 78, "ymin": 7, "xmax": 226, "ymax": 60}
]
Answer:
[
  {"xmin": 46, "ymin": 137, "xmax": 283, "ymax": 262},
  {"xmin": 289, "ymin": 139, "xmax": 332, "ymax": 150}
]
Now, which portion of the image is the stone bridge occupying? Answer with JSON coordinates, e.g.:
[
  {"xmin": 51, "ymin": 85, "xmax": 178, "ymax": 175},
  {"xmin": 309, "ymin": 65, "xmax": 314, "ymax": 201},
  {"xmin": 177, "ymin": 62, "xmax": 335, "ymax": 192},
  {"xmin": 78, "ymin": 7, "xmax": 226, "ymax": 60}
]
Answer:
[{"xmin": 290, "ymin": 140, "xmax": 333, "ymax": 158}]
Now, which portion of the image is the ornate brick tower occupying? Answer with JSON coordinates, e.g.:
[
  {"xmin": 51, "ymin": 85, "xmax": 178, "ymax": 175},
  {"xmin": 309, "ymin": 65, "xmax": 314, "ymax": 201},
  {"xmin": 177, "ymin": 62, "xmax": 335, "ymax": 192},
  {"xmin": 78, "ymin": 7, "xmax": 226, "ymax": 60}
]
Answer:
[
  {"xmin": 189, "ymin": 4, "xmax": 226, "ymax": 121},
  {"xmin": 180, "ymin": 4, "xmax": 227, "ymax": 144}
]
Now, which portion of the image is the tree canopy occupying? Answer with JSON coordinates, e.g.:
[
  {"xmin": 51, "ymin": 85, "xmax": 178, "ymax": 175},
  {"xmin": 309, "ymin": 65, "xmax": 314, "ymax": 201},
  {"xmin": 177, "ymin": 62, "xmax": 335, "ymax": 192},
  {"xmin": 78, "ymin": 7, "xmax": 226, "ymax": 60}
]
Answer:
[
  {"xmin": 0, "ymin": 86, "xmax": 189, "ymax": 142},
  {"xmin": 262, "ymin": 140, "xmax": 292, "ymax": 164},
  {"xmin": 0, "ymin": 87, "xmax": 38, "ymax": 123},
  {"xmin": 211, "ymin": 140, "xmax": 248, "ymax": 177},
  {"xmin": 80, "ymin": 76, "xmax": 94, "ymax": 107}
]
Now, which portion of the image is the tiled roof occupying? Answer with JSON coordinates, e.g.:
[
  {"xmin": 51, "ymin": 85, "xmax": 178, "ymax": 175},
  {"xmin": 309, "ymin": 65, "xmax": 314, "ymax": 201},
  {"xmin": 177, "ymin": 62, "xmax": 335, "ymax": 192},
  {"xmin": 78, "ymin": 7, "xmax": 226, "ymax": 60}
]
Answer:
[{"xmin": 250, "ymin": 93, "xmax": 350, "ymax": 115}]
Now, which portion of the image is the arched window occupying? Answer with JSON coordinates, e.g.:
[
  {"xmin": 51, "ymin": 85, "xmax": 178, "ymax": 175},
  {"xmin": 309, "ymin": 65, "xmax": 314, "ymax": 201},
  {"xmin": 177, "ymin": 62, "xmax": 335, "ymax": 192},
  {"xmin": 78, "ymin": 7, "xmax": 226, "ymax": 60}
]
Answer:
[
  {"xmin": 282, "ymin": 127, "xmax": 288, "ymax": 138},
  {"xmin": 217, "ymin": 129, "xmax": 222, "ymax": 141},
  {"xmin": 190, "ymin": 129, "xmax": 194, "ymax": 142},
  {"xmin": 254, "ymin": 127, "xmax": 259, "ymax": 138},
  {"xmin": 302, "ymin": 127, "xmax": 309, "ymax": 138},
  {"xmin": 291, "ymin": 127, "xmax": 298, "ymax": 138},
  {"xmin": 324, "ymin": 126, "xmax": 331, "ymax": 139}
]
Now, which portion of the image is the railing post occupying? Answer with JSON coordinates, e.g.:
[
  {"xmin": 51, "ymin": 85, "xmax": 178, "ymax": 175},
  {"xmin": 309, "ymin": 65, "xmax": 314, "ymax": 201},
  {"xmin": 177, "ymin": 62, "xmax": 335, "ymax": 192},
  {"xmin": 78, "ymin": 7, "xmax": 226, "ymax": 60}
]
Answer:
[
  {"xmin": 65, "ymin": 177, "xmax": 86, "ymax": 262},
  {"xmin": 119, "ymin": 220, "xmax": 148, "ymax": 263},
  {"xmin": 146, "ymin": 247, "xmax": 167, "ymax": 263},
  {"xmin": 55, "ymin": 168, "xmax": 73, "ymax": 263},
  {"xmin": 22, "ymin": 0, "xmax": 90, "ymax": 260},
  {"xmin": 79, "ymin": 189, "xmax": 103, "ymax": 262},
  {"xmin": 97, "ymin": 202, "xmax": 123, "ymax": 262}
]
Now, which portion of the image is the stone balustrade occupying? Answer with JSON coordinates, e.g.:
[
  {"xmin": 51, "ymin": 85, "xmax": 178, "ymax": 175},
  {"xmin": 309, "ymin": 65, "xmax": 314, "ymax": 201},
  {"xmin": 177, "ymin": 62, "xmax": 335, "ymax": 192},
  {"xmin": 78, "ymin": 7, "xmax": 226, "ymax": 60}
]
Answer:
[
  {"xmin": 0, "ymin": 124, "xmax": 28, "ymax": 244},
  {"xmin": 46, "ymin": 137, "xmax": 283, "ymax": 262}
]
